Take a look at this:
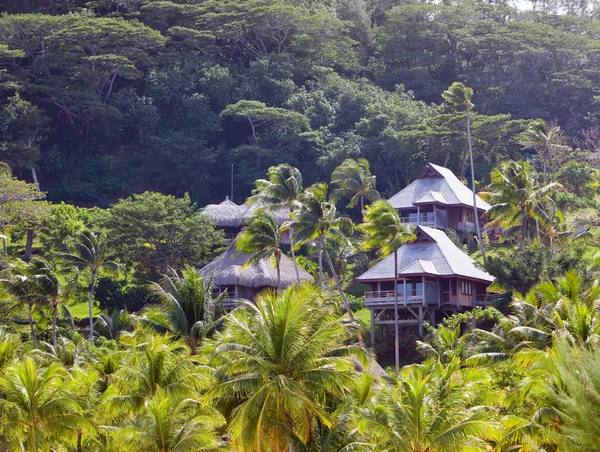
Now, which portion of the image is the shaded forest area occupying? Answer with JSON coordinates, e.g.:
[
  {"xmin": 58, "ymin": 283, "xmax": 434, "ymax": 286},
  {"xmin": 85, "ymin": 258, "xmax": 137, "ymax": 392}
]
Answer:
[{"xmin": 0, "ymin": 0, "xmax": 599, "ymax": 206}]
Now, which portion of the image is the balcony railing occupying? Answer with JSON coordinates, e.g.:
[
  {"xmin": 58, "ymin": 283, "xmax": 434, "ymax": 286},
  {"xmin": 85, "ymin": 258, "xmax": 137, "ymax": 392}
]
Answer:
[{"xmin": 364, "ymin": 291, "xmax": 430, "ymax": 306}]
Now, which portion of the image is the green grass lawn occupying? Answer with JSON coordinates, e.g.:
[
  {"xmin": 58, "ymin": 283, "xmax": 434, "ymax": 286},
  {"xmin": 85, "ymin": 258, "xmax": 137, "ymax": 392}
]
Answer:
[
  {"xmin": 66, "ymin": 302, "xmax": 102, "ymax": 319},
  {"xmin": 344, "ymin": 307, "xmax": 371, "ymax": 331}
]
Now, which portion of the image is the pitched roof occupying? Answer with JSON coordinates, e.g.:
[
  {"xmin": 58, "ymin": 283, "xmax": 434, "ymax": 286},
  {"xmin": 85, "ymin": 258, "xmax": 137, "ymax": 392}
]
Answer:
[
  {"xmin": 202, "ymin": 197, "xmax": 289, "ymax": 228},
  {"xmin": 356, "ymin": 225, "xmax": 493, "ymax": 283},
  {"xmin": 199, "ymin": 246, "xmax": 313, "ymax": 288},
  {"xmin": 386, "ymin": 163, "xmax": 490, "ymax": 211},
  {"xmin": 413, "ymin": 191, "xmax": 448, "ymax": 205}
]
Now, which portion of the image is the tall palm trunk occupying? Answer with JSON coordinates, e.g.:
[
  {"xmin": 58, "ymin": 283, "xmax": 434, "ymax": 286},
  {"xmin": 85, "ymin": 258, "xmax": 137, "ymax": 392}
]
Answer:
[
  {"xmin": 394, "ymin": 249, "xmax": 400, "ymax": 374},
  {"xmin": 322, "ymin": 241, "xmax": 365, "ymax": 347},
  {"xmin": 288, "ymin": 229, "xmax": 301, "ymax": 284},
  {"xmin": 52, "ymin": 300, "xmax": 58, "ymax": 349},
  {"xmin": 467, "ymin": 113, "xmax": 486, "ymax": 265},
  {"xmin": 320, "ymin": 236, "xmax": 355, "ymax": 323},
  {"xmin": 2, "ymin": 202, "xmax": 6, "ymax": 255},
  {"xmin": 88, "ymin": 270, "xmax": 97, "ymax": 342},
  {"xmin": 318, "ymin": 248, "xmax": 323, "ymax": 288},
  {"xmin": 521, "ymin": 211, "xmax": 527, "ymax": 251},
  {"xmin": 28, "ymin": 302, "xmax": 37, "ymax": 345}
]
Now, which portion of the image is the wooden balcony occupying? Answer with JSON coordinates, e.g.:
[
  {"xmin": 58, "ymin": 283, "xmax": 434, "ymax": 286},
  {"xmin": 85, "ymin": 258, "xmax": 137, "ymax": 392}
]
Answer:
[{"xmin": 364, "ymin": 290, "xmax": 437, "ymax": 306}]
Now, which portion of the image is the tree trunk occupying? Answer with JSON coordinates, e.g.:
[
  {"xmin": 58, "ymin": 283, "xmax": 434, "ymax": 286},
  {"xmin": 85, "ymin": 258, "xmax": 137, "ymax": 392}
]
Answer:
[
  {"xmin": 77, "ymin": 431, "xmax": 82, "ymax": 452},
  {"xmin": 394, "ymin": 249, "xmax": 400, "ymax": 374},
  {"xmin": 276, "ymin": 256, "xmax": 281, "ymax": 290},
  {"xmin": 521, "ymin": 211, "xmax": 527, "ymax": 251},
  {"xmin": 28, "ymin": 302, "xmax": 37, "ymax": 346},
  {"xmin": 360, "ymin": 196, "xmax": 365, "ymax": 217},
  {"xmin": 288, "ymin": 207, "xmax": 301, "ymax": 284},
  {"xmin": 52, "ymin": 301, "xmax": 58, "ymax": 349},
  {"xmin": 318, "ymin": 248, "xmax": 323, "ymax": 288},
  {"xmin": 2, "ymin": 202, "xmax": 6, "ymax": 255},
  {"xmin": 24, "ymin": 228, "xmax": 34, "ymax": 261},
  {"xmin": 467, "ymin": 113, "xmax": 487, "ymax": 265},
  {"xmin": 88, "ymin": 272, "xmax": 97, "ymax": 342},
  {"xmin": 30, "ymin": 167, "xmax": 40, "ymax": 191},
  {"xmin": 320, "ymin": 235, "xmax": 365, "ymax": 341}
]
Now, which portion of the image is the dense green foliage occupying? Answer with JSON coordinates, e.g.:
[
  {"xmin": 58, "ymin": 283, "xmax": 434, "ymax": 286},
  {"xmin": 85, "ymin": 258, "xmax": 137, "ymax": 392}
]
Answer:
[{"xmin": 1, "ymin": 0, "xmax": 599, "ymax": 206}]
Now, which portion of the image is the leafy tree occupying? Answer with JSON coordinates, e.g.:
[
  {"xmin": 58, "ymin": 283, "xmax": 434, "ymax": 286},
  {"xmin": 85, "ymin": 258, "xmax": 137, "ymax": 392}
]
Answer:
[
  {"xmin": 101, "ymin": 192, "xmax": 224, "ymax": 279},
  {"xmin": 207, "ymin": 285, "xmax": 365, "ymax": 452},
  {"xmin": 442, "ymin": 82, "xmax": 486, "ymax": 264},
  {"xmin": 557, "ymin": 161, "xmax": 599, "ymax": 199},
  {"xmin": 38, "ymin": 202, "xmax": 85, "ymax": 255},
  {"xmin": 248, "ymin": 163, "xmax": 303, "ymax": 283},
  {"xmin": 236, "ymin": 209, "xmax": 284, "ymax": 288},
  {"xmin": 330, "ymin": 158, "xmax": 380, "ymax": 214},
  {"xmin": 61, "ymin": 230, "xmax": 118, "ymax": 342},
  {"xmin": 359, "ymin": 200, "xmax": 415, "ymax": 373},
  {"xmin": 0, "ymin": 358, "xmax": 88, "ymax": 451},
  {"xmin": 520, "ymin": 119, "xmax": 570, "ymax": 180},
  {"xmin": 481, "ymin": 160, "xmax": 560, "ymax": 251},
  {"xmin": 143, "ymin": 267, "xmax": 224, "ymax": 355},
  {"xmin": 0, "ymin": 165, "xmax": 44, "ymax": 254}
]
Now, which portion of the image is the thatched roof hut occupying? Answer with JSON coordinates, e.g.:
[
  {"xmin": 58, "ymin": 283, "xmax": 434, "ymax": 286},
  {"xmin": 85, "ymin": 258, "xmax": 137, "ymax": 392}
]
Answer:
[
  {"xmin": 199, "ymin": 246, "xmax": 313, "ymax": 289},
  {"xmin": 202, "ymin": 197, "xmax": 289, "ymax": 228}
]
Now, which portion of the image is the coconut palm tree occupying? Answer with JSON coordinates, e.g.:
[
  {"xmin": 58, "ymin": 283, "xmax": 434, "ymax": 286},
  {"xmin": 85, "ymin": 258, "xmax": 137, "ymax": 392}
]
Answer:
[
  {"xmin": 111, "ymin": 334, "xmax": 209, "ymax": 410},
  {"xmin": 115, "ymin": 387, "xmax": 225, "ymax": 452},
  {"xmin": 359, "ymin": 200, "xmax": 416, "ymax": 373},
  {"xmin": 442, "ymin": 82, "xmax": 486, "ymax": 265},
  {"xmin": 248, "ymin": 163, "xmax": 303, "ymax": 283},
  {"xmin": 207, "ymin": 285, "xmax": 365, "ymax": 452},
  {"xmin": 538, "ymin": 204, "xmax": 591, "ymax": 252},
  {"xmin": 0, "ymin": 358, "xmax": 89, "ymax": 452},
  {"xmin": 510, "ymin": 271, "xmax": 600, "ymax": 349},
  {"xmin": 235, "ymin": 209, "xmax": 284, "ymax": 288},
  {"xmin": 480, "ymin": 160, "xmax": 561, "ymax": 251},
  {"xmin": 143, "ymin": 267, "xmax": 224, "ymax": 354},
  {"xmin": 356, "ymin": 359, "xmax": 501, "ymax": 451},
  {"xmin": 330, "ymin": 158, "xmax": 380, "ymax": 215},
  {"xmin": 95, "ymin": 309, "xmax": 133, "ymax": 341},
  {"xmin": 61, "ymin": 230, "xmax": 118, "ymax": 341},
  {"xmin": 520, "ymin": 118, "xmax": 570, "ymax": 180},
  {"xmin": 284, "ymin": 182, "xmax": 356, "ymax": 322},
  {"xmin": 1, "ymin": 263, "xmax": 43, "ymax": 345},
  {"xmin": 28, "ymin": 259, "xmax": 62, "ymax": 349}
]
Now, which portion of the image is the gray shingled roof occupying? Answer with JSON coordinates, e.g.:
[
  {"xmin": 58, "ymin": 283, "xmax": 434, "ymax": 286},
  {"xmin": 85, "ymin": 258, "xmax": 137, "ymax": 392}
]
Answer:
[
  {"xmin": 356, "ymin": 226, "xmax": 494, "ymax": 283},
  {"xmin": 386, "ymin": 163, "xmax": 490, "ymax": 211},
  {"xmin": 199, "ymin": 246, "xmax": 313, "ymax": 288},
  {"xmin": 414, "ymin": 191, "xmax": 448, "ymax": 205},
  {"xmin": 202, "ymin": 197, "xmax": 289, "ymax": 228}
]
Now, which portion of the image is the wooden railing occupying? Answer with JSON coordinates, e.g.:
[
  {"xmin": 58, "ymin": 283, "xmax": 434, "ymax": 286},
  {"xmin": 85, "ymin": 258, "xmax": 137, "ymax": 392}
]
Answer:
[{"xmin": 364, "ymin": 291, "xmax": 429, "ymax": 305}]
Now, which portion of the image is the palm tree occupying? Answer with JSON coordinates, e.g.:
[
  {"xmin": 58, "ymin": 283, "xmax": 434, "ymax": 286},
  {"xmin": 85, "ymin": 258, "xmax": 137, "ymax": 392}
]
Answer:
[
  {"xmin": 356, "ymin": 359, "xmax": 501, "ymax": 451},
  {"xmin": 538, "ymin": 204, "xmax": 591, "ymax": 252},
  {"xmin": 28, "ymin": 259, "xmax": 62, "ymax": 349},
  {"xmin": 0, "ymin": 358, "xmax": 89, "ymax": 451},
  {"xmin": 510, "ymin": 271, "xmax": 600, "ymax": 349},
  {"xmin": 248, "ymin": 163, "xmax": 303, "ymax": 283},
  {"xmin": 143, "ymin": 267, "xmax": 224, "ymax": 354},
  {"xmin": 480, "ymin": 160, "xmax": 561, "ymax": 251},
  {"xmin": 61, "ymin": 230, "xmax": 118, "ymax": 341},
  {"xmin": 520, "ymin": 118, "xmax": 570, "ymax": 180},
  {"xmin": 111, "ymin": 334, "xmax": 209, "ymax": 408},
  {"xmin": 1, "ymin": 263, "xmax": 42, "ymax": 345},
  {"xmin": 115, "ymin": 387, "xmax": 225, "ymax": 452},
  {"xmin": 442, "ymin": 82, "xmax": 486, "ymax": 265},
  {"xmin": 359, "ymin": 200, "xmax": 416, "ymax": 373},
  {"xmin": 236, "ymin": 209, "xmax": 283, "ymax": 288},
  {"xmin": 284, "ymin": 182, "xmax": 357, "ymax": 322},
  {"xmin": 207, "ymin": 285, "xmax": 366, "ymax": 452},
  {"xmin": 95, "ymin": 309, "xmax": 133, "ymax": 341},
  {"xmin": 330, "ymin": 158, "xmax": 380, "ymax": 215}
]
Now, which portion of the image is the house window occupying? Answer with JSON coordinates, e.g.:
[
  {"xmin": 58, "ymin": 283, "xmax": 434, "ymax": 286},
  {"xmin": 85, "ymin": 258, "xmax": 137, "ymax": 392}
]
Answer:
[
  {"xmin": 465, "ymin": 210, "xmax": 475, "ymax": 223},
  {"xmin": 461, "ymin": 281, "xmax": 472, "ymax": 295}
]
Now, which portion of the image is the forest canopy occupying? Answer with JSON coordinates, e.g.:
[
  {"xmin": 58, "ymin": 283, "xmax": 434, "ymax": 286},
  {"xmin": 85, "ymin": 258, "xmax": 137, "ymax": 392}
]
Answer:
[{"xmin": 0, "ymin": 0, "xmax": 598, "ymax": 206}]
